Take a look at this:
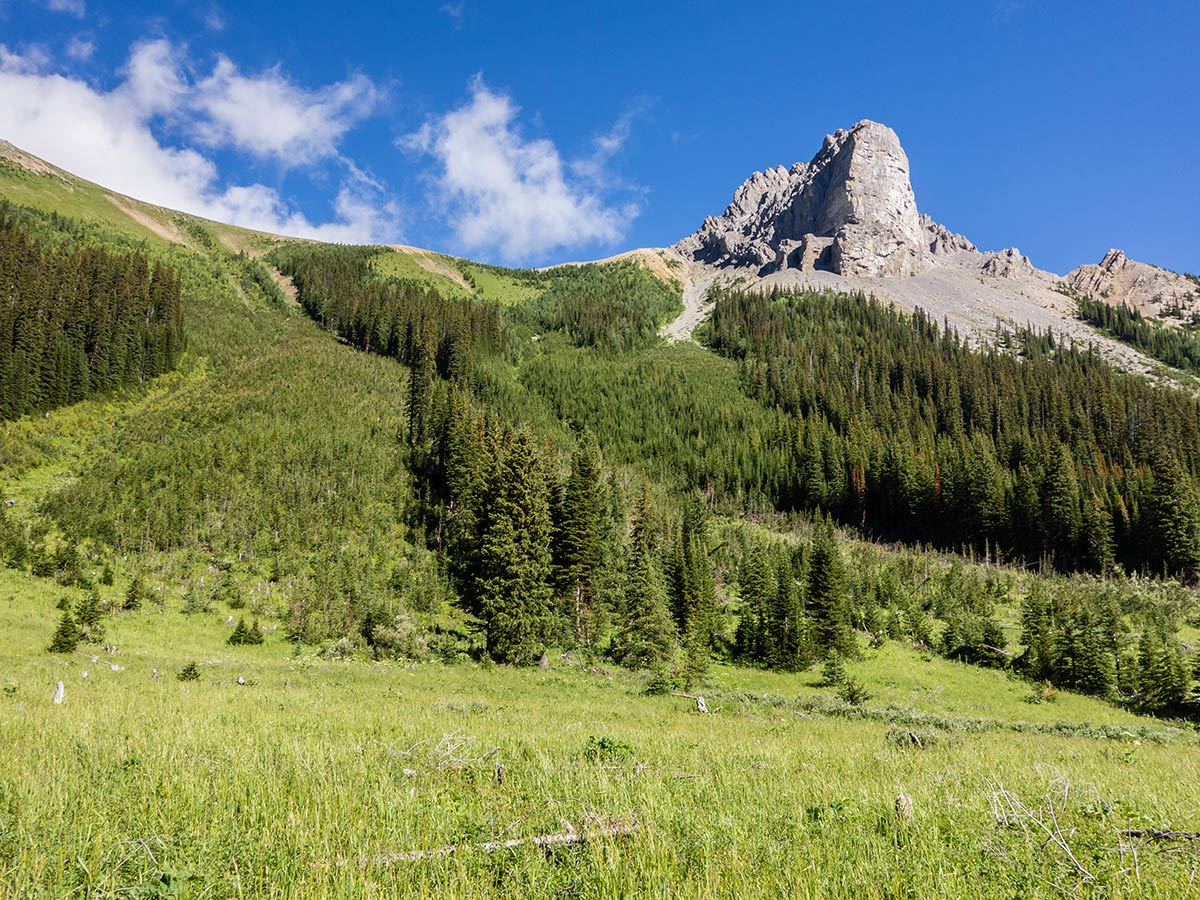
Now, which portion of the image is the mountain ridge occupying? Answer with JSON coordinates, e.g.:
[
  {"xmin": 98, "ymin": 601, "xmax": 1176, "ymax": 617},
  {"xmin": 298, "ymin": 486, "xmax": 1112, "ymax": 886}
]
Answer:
[{"xmin": 3, "ymin": 130, "xmax": 1197, "ymax": 357}]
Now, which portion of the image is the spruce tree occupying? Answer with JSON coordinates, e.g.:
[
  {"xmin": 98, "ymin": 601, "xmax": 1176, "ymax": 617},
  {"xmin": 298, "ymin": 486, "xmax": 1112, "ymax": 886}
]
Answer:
[
  {"xmin": 1140, "ymin": 627, "xmax": 1189, "ymax": 710},
  {"xmin": 821, "ymin": 652, "xmax": 847, "ymax": 686},
  {"xmin": 771, "ymin": 551, "xmax": 808, "ymax": 668},
  {"xmin": 614, "ymin": 483, "xmax": 677, "ymax": 669},
  {"xmin": 123, "ymin": 576, "xmax": 143, "ymax": 611},
  {"xmin": 1144, "ymin": 453, "xmax": 1200, "ymax": 580},
  {"xmin": 1018, "ymin": 585, "xmax": 1054, "ymax": 682},
  {"xmin": 476, "ymin": 429, "xmax": 554, "ymax": 664},
  {"xmin": 1042, "ymin": 444, "xmax": 1081, "ymax": 566},
  {"xmin": 47, "ymin": 610, "xmax": 79, "ymax": 654},
  {"xmin": 734, "ymin": 542, "xmax": 773, "ymax": 662},
  {"xmin": 247, "ymin": 618, "xmax": 265, "ymax": 645},
  {"xmin": 1082, "ymin": 493, "xmax": 1115, "ymax": 575},
  {"xmin": 75, "ymin": 588, "xmax": 104, "ymax": 643},
  {"xmin": 228, "ymin": 618, "xmax": 248, "ymax": 646},
  {"xmin": 806, "ymin": 517, "xmax": 853, "ymax": 658},
  {"xmin": 555, "ymin": 430, "xmax": 605, "ymax": 646}
]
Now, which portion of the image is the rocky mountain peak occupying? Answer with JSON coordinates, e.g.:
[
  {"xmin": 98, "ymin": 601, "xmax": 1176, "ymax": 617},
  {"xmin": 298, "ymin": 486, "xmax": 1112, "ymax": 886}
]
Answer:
[
  {"xmin": 1064, "ymin": 249, "xmax": 1199, "ymax": 315},
  {"xmin": 673, "ymin": 119, "xmax": 972, "ymax": 278}
]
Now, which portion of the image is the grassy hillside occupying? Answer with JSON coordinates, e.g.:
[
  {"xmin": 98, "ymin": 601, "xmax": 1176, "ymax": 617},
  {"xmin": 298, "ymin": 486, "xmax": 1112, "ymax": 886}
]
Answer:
[
  {"xmin": 3, "ymin": 145, "xmax": 1200, "ymax": 897},
  {"xmin": 3, "ymin": 563, "xmax": 1198, "ymax": 899}
]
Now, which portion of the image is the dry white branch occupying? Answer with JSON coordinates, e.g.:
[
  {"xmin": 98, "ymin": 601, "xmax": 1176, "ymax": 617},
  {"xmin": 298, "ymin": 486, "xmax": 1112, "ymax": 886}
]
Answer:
[
  {"xmin": 356, "ymin": 815, "xmax": 641, "ymax": 866},
  {"xmin": 670, "ymin": 692, "xmax": 709, "ymax": 713},
  {"xmin": 988, "ymin": 781, "xmax": 1094, "ymax": 882}
]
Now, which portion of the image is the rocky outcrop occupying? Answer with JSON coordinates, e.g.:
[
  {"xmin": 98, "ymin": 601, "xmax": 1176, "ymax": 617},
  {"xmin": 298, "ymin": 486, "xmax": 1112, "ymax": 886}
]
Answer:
[
  {"xmin": 981, "ymin": 247, "xmax": 1034, "ymax": 279},
  {"xmin": 921, "ymin": 214, "xmax": 976, "ymax": 255},
  {"xmin": 1063, "ymin": 249, "xmax": 1199, "ymax": 315},
  {"xmin": 673, "ymin": 120, "xmax": 967, "ymax": 278}
]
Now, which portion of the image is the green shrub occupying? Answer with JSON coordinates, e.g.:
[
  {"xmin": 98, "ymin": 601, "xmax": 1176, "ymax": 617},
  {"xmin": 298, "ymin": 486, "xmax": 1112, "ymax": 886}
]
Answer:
[{"xmin": 583, "ymin": 735, "xmax": 635, "ymax": 764}]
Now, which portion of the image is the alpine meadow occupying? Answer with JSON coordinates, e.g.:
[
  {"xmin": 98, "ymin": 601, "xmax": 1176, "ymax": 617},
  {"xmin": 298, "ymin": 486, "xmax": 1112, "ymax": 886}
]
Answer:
[{"xmin": 2, "ymin": 3, "xmax": 1200, "ymax": 897}]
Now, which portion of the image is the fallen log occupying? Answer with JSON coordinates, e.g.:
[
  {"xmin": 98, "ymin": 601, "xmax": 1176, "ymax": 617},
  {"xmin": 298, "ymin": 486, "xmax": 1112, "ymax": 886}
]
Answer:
[
  {"xmin": 355, "ymin": 817, "xmax": 641, "ymax": 866},
  {"xmin": 1118, "ymin": 829, "xmax": 1200, "ymax": 842}
]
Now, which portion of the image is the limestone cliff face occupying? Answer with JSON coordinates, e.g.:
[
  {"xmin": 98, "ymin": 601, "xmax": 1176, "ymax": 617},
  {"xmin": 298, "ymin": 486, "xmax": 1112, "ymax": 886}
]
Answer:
[
  {"xmin": 1063, "ymin": 249, "xmax": 1200, "ymax": 316},
  {"xmin": 672, "ymin": 120, "xmax": 972, "ymax": 278}
]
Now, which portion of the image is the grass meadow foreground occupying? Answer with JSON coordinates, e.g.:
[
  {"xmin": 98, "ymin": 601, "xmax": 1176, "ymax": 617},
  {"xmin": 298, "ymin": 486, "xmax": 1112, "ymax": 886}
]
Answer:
[{"xmin": 2, "ymin": 568, "xmax": 1200, "ymax": 899}]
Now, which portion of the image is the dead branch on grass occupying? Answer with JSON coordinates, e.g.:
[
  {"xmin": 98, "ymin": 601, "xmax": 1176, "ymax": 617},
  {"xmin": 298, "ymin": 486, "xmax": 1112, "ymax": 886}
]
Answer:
[
  {"xmin": 353, "ymin": 814, "xmax": 641, "ymax": 866},
  {"xmin": 670, "ymin": 693, "xmax": 710, "ymax": 713},
  {"xmin": 988, "ymin": 780, "xmax": 1094, "ymax": 883}
]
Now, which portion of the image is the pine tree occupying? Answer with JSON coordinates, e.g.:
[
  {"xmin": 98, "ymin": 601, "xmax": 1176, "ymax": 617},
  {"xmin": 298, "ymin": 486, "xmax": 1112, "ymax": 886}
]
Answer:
[
  {"xmin": 475, "ymin": 430, "xmax": 554, "ymax": 664},
  {"xmin": 75, "ymin": 588, "xmax": 105, "ymax": 643},
  {"xmin": 821, "ymin": 652, "xmax": 847, "ymax": 686},
  {"xmin": 247, "ymin": 618, "xmax": 265, "ymax": 645},
  {"xmin": 228, "ymin": 618, "xmax": 248, "ymax": 646},
  {"xmin": 555, "ymin": 431, "xmax": 605, "ymax": 646},
  {"xmin": 123, "ymin": 576, "xmax": 144, "ymax": 611},
  {"xmin": 806, "ymin": 517, "xmax": 853, "ymax": 657},
  {"xmin": 1018, "ymin": 585, "xmax": 1054, "ymax": 682},
  {"xmin": 1144, "ymin": 453, "xmax": 1200, "ymax": 580},
  {"xmin": 734, "ymin": 542, "xmax": 773, "ymax": 662},
  {"xmin": 614, "ymin": 483, "xmax": 677, "ymax": 669},
  {"xmin": 47, "ymin": 610, "xmax": 79, "ymax": 654}
]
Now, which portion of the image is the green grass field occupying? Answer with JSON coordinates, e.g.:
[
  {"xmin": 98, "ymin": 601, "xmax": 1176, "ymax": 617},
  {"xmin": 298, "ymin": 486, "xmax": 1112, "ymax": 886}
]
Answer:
[{"xmin": 3, "ymin": 564, "xmax": 1200, "ymax": 899}]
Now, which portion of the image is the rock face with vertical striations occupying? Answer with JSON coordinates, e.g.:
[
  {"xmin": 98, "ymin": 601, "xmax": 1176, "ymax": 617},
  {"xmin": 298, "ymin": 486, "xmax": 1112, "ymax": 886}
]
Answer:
[
  {"xmin": 1063, "ymin": 249, "xmax": 1200, "ymax": 317},
  {"xmin": 672, "ymin": 120, "xmax": 973, "ymax": 278}
]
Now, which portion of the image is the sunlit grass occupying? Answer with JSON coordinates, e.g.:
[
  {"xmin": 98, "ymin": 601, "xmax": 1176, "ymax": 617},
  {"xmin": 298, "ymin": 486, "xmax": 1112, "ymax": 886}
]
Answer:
[{"xmin": 3, "ymin": 565, "xmax": 1199, "ymax": 899}]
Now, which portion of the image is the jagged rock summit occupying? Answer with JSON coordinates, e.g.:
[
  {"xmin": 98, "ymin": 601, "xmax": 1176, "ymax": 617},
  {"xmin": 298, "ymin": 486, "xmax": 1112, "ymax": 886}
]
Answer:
[
  {"xmin": 673, "ymin": 120, "xmax": 973, "ymax": 278},
  {"xmin": 1063, "ymin": 248, "xmax": 1199, "ymax": 318}
]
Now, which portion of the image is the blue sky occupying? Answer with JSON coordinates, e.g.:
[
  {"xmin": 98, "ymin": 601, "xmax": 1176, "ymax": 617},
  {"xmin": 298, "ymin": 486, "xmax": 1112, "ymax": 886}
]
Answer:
[{"xmin": 0, "ymin": 0, "xmax": 1196, "ymax": 272}]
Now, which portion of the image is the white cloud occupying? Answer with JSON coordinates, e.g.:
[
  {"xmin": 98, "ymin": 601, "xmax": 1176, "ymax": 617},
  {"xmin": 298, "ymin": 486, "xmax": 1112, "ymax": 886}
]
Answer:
[
  {"xmin": 404, "ymin": 77, "xmax": 633, "ymax": 262},
  {"xmin": 119, "ymin": 39, "xmax": 188, "ymax": 116},
  {"xmin": 203, "ymin": 5, "xmax": 227, "ymax": 32},
  {"xmin": 572, "ymin": 102, "xmax": 648, "ymax": 187},
  {"xmin": 0, "ymin": 43, "xmax": 395, "ymax": 243},
  {"xmin": 0, "ymin": 44, "xmax": 51, "ymax": 74},
  {"xmin": 65, "ymin": 36, "xmax": 95, "ymax": 62},
  {"xmin": 43, "ymin": 0, "xmax": 85, "ymax": 18},
  {"xmin": 193, "ymin": 57, "xmax": 378, "ymax": 165}
]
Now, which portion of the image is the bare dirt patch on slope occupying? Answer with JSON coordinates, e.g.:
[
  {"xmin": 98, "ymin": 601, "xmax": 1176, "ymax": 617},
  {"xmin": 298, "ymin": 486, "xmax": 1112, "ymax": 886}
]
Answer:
[{"xmin": 104, "ymin": 195, "xmax": 185, "ymax": 245}]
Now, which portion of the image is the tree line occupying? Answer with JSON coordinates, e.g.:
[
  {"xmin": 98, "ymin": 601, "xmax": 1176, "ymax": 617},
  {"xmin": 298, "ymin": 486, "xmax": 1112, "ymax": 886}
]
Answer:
[
  {"xmin": 705, "ymin": 288, "xmax": 1200, "ymax": 579},
  {"xmin": 0, "ymin": 203, "xmax": 185, "ymax": 420},
  {"xmin": 1075, "ymin": 292, "xmax": 1200, "ymax": 374}
]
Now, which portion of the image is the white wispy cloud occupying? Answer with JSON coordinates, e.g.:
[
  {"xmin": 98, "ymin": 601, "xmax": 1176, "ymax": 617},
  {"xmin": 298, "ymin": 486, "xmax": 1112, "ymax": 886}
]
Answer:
[
  {"xmin": 65, "ymin": 36, "xmax": 95, "ymax": 62},
  {"xmin": 403, "ymin": 76, "xmax": 635, "ymax": 262},
  {"xmin": 0, "ymin": 41, "xmax": 395, "ymax": 242},
  {"xmin": 193, "ymin": 57, "xmax": 378, "ymax": 166},
  {"xmin": 43, "ymin": 0, "xmax": 85, "ymax": 18}
]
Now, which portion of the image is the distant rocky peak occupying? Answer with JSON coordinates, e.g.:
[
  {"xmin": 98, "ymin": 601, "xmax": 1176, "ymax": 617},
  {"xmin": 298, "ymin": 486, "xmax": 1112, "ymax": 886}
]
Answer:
[{"xmin": 674, "ymin": 119, "xmax": 972, "ymax": 278}]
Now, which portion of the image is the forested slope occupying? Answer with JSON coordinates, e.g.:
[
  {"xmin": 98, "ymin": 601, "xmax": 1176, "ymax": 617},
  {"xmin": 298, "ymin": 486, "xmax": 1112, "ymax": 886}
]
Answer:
[{"xmin": 0, "ymin": 155, "xmax": 1198, "ymax": 721}]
